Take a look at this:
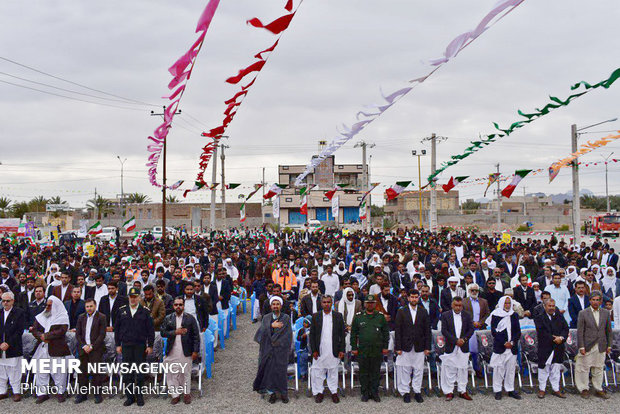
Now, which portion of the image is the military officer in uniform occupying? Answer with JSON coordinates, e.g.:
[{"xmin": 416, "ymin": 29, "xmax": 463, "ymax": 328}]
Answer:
[
  {"xmin": 115, "ymin": 287, "xmax": 155, "ymax": 407},
  {"xmin": 350, "ymin": 294, "xmax": 389, "ymax": 402}
]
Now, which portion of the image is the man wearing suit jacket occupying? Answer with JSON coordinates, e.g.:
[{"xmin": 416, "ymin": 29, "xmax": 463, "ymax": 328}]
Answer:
[
  {"xmin": 376, "ymin": 284, "xmax": 399, "ymax": 332},
  {"xmin": 98, "ymin": 281, "xmax": 128, "ymax": 331},
  {"xmin": 575, "ymin": 291, "xmax": 613, "ymax": 399},
  {"xmin": 160, "ymin": 297, "xmax": 200, "ymax": 405},
  {"xmin": 64, "ymin": 287, "xmax": 85, "ymax": 330},
  {"xmin": 208, "ymin": 269, "xmax": 232, "ymax": 318},
  {"xmin": 309, "ymin": 296, "xmax": 345, "ymax": 403},
  {"xmin": 16, "ymin": 276, "xmax": 36, "ymax": 310},
  {"xmin": 51, "ymin": 272, "xmax": 73, "ymax": 302},
  {"xmin": 607, "ymin": 248, "xmax": 618, "ymax": 270},
  {"xmin": 568, "ymin": 281, "xmax": 590, "ymax": 329},
  {"xmin": 440, "ymin": 276, "xmax": 465, "ymax": 313},
  {"xmin": 394, "ymin": 289, "xmax": 431, "ymax": 403},
  {"xmin": 75, "ymin": 298, "xmax": 107, "ymax": 404},
  {"xmin": 390, "ymin": 263, "xmax": 412, "ymax": 292},
  {"xmin": 432, "ymin": 277, "xmax": 446, "ymax": 309},
  {"xmin": 419, "ymin": 285, "xmax": 440, "ymax": 330},
  {"xmin": 182, "ymin": 282, "xmax": 208, "ymax": 332},
  {"xmin": 300, "ymin": 280, "xmax": 322, "ymax": 317},
  {"xmin": 440, "ymin": 296, "xmax": 474, "ymax": 401},
  {"xmin": 140, "ymin": 285, "xmax": 166, "ymax": 331},
  {"xmin": 534, "ymin": 298, "xmax": 569, "ymax": 398},
  {"xmin": 0, "ymin": 291, "xmax": 26, "ymax": 402},
  {"xmin": 462, "ymin": 284, "xmax": 489, "ymax": 374},
  {"xmin": 513, "ymin": 274, "xmax": 536, "ymax": 316}
]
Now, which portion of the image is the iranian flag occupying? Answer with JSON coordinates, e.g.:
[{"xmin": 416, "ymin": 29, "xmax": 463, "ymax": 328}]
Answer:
[
  {"xmin": 240, "ymin": 203, "xmax": 246, "ymax": 222},
  {"xmin": 263, "ymin": 183, "xmax": 287, "ymax": 199},
  {"xmin": 300, "ymin": 195, "xmax": 308, "ymax": 215},
  {"xmin": 299, "ymin": 184, "xmax": 315, "ymax": 197},
  {"xmin": 123, "ymin": 216, "xmax": 136, "ymax": 232},
  {"xmin": 88, "ymin": 221, "xmax": 102, "ymax": 235},
  {"xmin": 324, "ymin": 183, "xmax": 349, "ymax": 200},
  {"xmin": 442, "ymin": 176, "xmax": 468, "ymax": 193},
  {"xmin": 266, "ymin": 237, "xmax": 276, "ymax": 255},
  {"xmin": 385, "ymin": 181, "xmax": 411, "ymax": 200},
  {"xmin": 501, "ymin": 169, "xmax": 532, "ymax": 198},
  {"xmin": 183, "ymin": 181, "xmax": 205, "ymax": 197},
  {"xmin": 359, "ymin": 200, "xmax": 367, "ymax": 220}
]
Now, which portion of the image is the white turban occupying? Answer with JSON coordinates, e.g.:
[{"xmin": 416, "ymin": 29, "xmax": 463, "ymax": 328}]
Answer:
[{"xmin": 269, "ymin": 296, "xmax": 283, "ymax": 306}]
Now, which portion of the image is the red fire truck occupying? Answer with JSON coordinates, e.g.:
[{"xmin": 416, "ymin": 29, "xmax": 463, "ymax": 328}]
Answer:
[{"xmin": 587, "ymin": 213, "xmax": 620, "ymax": 236}]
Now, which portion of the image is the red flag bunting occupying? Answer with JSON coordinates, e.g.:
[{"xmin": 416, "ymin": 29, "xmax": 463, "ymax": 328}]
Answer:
[
  {"xmin": 246, "ymin": 13, "xmax": 295, "ymax": 34},
  {"xmin": 226, "ymin": 60, "xmax": 266, "ymax": 84}
]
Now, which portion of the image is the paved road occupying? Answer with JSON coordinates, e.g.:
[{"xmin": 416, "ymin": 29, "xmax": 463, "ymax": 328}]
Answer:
[{"xmin": 3, "ymin": 313, "xmax": 620, "ymax": 413}]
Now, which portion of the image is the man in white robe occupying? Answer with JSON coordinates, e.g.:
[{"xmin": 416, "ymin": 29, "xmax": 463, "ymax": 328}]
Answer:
[{"xmin": 0, "ymin": 292, "xmax": 26, "ymax": 402}]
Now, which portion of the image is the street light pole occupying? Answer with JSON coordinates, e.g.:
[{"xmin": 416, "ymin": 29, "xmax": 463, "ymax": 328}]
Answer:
[
  {"xmin": 412, "ymin": 149, "xmax": 426, "ymax": 229},
  {"xmin": 573, "ymin": 117, "xmax": 617, "ymax": 242},
  {"xmin": 117, "ymin": 156, "xmax": 127, "ymax": 218}
]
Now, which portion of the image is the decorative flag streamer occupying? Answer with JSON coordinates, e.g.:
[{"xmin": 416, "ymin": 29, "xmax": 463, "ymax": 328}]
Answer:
[
  {"xmin": 264, "ymin": 183, "xmax": 287, "ymax": 199},
  {"xmin": 147, "ymin": 0, "xmax": 221, "ymax": 188},
  {"xmin": 168, "ymin": 180, "xmax": 184, "ymax": 190},
  {"xmin": 324, "ymin": 184, "xmax": 350, "ymax": 200},
  {"xmin": 429, "ymin": 67, "xmax": 620, "ymax": 183},
  {"xmin": 293, "ymin": 0, "xmax": 525, "ymax": 187},
  {"xmin": 300, "ymin": 195, "xmax": 308, "ymax": 215},
  {"xmin": 442, "ymin": 176, "xmax": 468, "ymax": 193},
  {"xmin": 360, "ymin": 182, "xmax": 380, "ymax": 206},
  {"xmin": 123, "ymin": 216, "xmax": 136, "ymax": 232},
  {"xmin": 183, "ymin": 181, "xmax": 205, "ymax": 198},
  {"xmin": 191, "ymin": 0, "xmax": 303, "ymax": 189},
  {"xmin": 385, "ymin": 181, "xmax": 411, "ymax": 201},
  {"xmin": 483, "ymin": 173, "xmax": 501, "ymax": 197},
  {"xmin": 359, "ymin": 200, "xmax": 367, "ymax": 220},
  {"xmin": 240, "ymin": 204, "xmax": 246, "ymax": 222},
  {"xmin": 548, "ymin": 166, "xmax": 561, "ymax": 183},
  {"xmin": 299, "ymin": 184, "xmax": 316, "ymax": 197},
  {"xmin": 549, "ymin": 131, "xmax": 620, "ymax": 175},
  {"xmin": 501, "ymin": 169, "xmax": 531, "ymax": 198},
  {"xmin": 273, "ymin": 195, "xmax": 280, "ymax": 218},
  {"xmin": 226, "ymin": 183, "xmax": 241, "ymax": 189},
  {"xmin": 331, "ymin": 196, "xmax": 339, "ymax": 219}
]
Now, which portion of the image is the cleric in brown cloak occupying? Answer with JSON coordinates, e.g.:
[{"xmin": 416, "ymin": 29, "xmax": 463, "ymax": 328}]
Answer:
[{"xmin": 253, "ymin": 295, "xmax": 293, "ymax": 403}]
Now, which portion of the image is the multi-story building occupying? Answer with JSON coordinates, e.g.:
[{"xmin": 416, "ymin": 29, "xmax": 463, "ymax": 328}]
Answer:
[
  {"xmin": 277, "ymin": 155, "xmax": 369, "ymax": 226},
  {"xmin": 383, "ymin": 190, "xmax": 460, "ymax": 225}
]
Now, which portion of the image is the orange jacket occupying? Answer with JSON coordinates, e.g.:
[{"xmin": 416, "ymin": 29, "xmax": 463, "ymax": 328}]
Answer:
[{"xmin": 272, "ymin": 268, "xmax": 297, "ymax": 292}]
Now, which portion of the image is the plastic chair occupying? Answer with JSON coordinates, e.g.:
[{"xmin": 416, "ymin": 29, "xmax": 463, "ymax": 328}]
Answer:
[
  {"xmin": 217, "ymin": 310, "xmax": 227, "ymax": 347},
  {"xmin": 208, "ymin": 317, "xmax": 220, "ymax": 349},
  {"xmin": 229, "ymin": 296, "xmax": 240, "ymax": 331},
  {"xmin": 203, "ymin": 330, "xmax": 215, "ymax": 379},
  {"xmin": 250, "ymin": 292, "xmax": 256, "ymax": 320},
  {"xmin": 239, "ymin": 287, "xmax": 248, "ymax": 313}
]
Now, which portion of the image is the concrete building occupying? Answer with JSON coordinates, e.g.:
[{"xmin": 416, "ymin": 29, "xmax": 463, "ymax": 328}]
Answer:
[
  {"xmin": 384, "ymin": 190, "xmax": 460, "ymax": 225},
  {"xmin": 277, "ymin": 155, "xmax": 368, "ymax": 226}
]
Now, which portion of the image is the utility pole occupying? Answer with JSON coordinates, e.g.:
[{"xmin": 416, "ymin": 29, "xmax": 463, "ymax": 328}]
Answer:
[
  {"xmin": 411, "ymin": 149, "xmax": 427, "ymax": 229},
  {"xmin": 210, "ymin": 144, "xmax": 218, "ymax": 230},
  {"xmin": 262, "ymin": 167, "xmax": 266, "ymax": 225},
  {"xmin": 220, "ymin": 143, "xmax": 229, "ymax": 225},
  {"xmin": 94, "ymin": 187, "xmax": 98, "ymax": 220},
  {"xmin": 571, "ymin": 124, "xmax": 580, "ymax": 244},
  {"xmin": 151, "ymin": 106, "xmax": 181, "ymax": 242},
  {"xmin": 355, "ymin": 140, "xmax": 375, "ymax": 233},
  {"xmin": 421, "ymin": 134, "xmax": 447, "ymax": 232},
  {"xmin": 522, "ymin": 186, "xmax": 527, "ymax": 219},
  {"xmin": 496, "ymin": 163, "xmax": 501, "ymax": 231},
  {"xmin": 603, "ymin": 152, "xmax": 614, "ymax": 213},
  {"xmin": 117, "ymin": 156, "xmax": 127, "ymax": 218}
]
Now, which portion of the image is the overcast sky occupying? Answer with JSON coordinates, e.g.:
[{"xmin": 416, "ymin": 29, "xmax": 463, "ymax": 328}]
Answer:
[{"xmin": 0, "ymin": 0, "xmax": 618, "ymax": 207}]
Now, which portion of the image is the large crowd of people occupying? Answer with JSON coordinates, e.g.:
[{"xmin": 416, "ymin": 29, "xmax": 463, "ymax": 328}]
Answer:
[{"xmin": 0, "ymin": 227, "xmax": 618, "ymax": 406}]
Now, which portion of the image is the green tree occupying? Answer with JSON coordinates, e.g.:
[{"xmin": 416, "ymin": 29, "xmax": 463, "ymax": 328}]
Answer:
[
  {"xmin": 28, "ymin": 196, "xmax": 48, "ymax": 213},
  {"xmin": 370, "ymin": 205, "xmax": 384, "ymax": 217},
  {"xmin": 10, "ymin": 201, "xmax": 29, "ymax": 219},
  {"xmin": 87, "ymin": 195, "xmax": 113, "ymax": 220},
  {"xmin": 165, "ymin": 195, "xmax": 179, "ymax": 203},
  {"xmin": 0, "ymin": 197, "xmax": 11, "ymax": 218},
  {"xmin": 126, "ymin": 193, "xmax": 151, "ymax": 204},
  {"xmin": 461, "ymin": 199, "xmax": 481, "ymax": 212},
  {"xmin": 48, "ymin": 196, "xmax": 67, "ymax": 205}
]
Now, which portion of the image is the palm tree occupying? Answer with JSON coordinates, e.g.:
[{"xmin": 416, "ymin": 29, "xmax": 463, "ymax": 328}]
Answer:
[
  {"xmin": 0, "ymin": 197, "xmax": 11, "ymax": 218},
  {"xmin": 10, "ymin": 201, "xmax": 29, "ymax": 219},
  {"xmin": 87, "ymin": 195, "xmax": 113, "ymax": 220},
  {"xmin": 28, "ymin": 196, "xmax": 48, "ymax": 213},
  {"xmin": 126, "ymin": 193, "xmax": 151, "ymax": 204},
  {"xmin": 166, "ymin": 195, "xmax": 179, "ymax": 203},
  {"xmin": 48, "ymin": 196, "xmax": 67, "ymax": 205}
]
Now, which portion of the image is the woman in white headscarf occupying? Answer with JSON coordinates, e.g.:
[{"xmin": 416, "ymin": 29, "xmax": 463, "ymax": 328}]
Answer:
[
  {"xmin": 489, "ymin": 296, "xmax": 521, "ymax": 400},
  {"xmin": 336, "ymin": 287, "xmax": 361, "ymax": 352},
  {"xmin": 31, "ymin": 296, "xmax": 72, "ymax": 401},
  {"xmin": 600, "ymin": 267, "xmax": 620, "ymax": 300},
  {"xmin": 352, "ymin": 266, "xmax": 368, "ymax": 289}
]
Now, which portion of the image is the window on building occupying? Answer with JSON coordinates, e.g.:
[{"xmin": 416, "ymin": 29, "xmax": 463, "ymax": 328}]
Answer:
[
  {"xmin": 357, "ymin": 165, "xmax": 362, "ymax": 169},
  {"xmin": 282, "ymin": 166, "xmax": 289, "ymax": 170},
  {"xmin": 147, "ymin": 209, "xmax": 152, "ymax": 219},
  {"xmin": 285, "ymin": 197, "xmax": 292, "ymax": 202},
  {"xmin": 138, "ymin": 210, "xmax": 142, "ymax": 219},
  {"xmin": 338, "ymin": 165, "xmax": 344, "ymax": 169},
  {"xmin": 357, "ymin": 196, "xmax": 362, "ymax": 201}
]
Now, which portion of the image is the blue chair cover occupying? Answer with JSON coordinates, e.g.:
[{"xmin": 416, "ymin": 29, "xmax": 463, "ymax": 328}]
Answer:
[
  {"xmin": 239, "ymin": 287, "xmax": 247, "ymax": 313},
  {"xmin": 250, "ymin": 292, "xmax": 256, "ymax": 320},
  {"xmin": 218, "ymin": 310, "xmax": 228, "ymax": 345},
  {"xmin": 203, "ymin": 330, "xmax": 214, "ymax": 378}
]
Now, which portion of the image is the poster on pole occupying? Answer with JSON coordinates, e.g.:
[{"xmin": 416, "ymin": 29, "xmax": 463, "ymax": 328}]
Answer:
[
  {"xmin": 332, "ymin": 196, "xmax": 339, "ymax": 219},
  {"xmin": 273, "ymin": 196, "xmax": 280, "ymax": 218}
]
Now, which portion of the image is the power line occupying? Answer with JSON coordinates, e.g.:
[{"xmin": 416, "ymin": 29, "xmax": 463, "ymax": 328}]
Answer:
[
  {"xmin": 0, "ymin": 79, "xmax": 145, "ymax": 111},
  {"xmin": 0, "ymin": 56, "xmax": 157, "ymax": 107}
]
